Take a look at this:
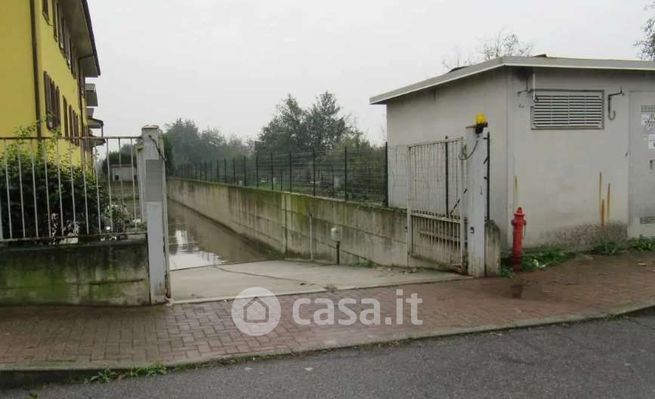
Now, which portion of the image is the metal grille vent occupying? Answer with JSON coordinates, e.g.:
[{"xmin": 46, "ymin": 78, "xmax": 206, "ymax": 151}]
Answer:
[{"xmin": 532, "ymin": 91, "xmax": 604, "ymax": 129}]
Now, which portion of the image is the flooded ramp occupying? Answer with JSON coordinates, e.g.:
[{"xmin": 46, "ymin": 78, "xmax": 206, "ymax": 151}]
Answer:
[{"xmin": 168, "ymin": 201, "xmax": 274, "ymax": 270}]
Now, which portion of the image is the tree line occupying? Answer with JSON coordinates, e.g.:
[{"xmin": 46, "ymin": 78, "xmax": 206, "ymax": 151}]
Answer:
[{"xmin": 163, "ymin": 91, "xmax": 379, "ymax": 172}]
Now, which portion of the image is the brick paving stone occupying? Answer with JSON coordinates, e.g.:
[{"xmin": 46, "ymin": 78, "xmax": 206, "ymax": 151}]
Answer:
[{"xmin": 1, "ymin": 252, "xmax": 655, "ymax": 370}]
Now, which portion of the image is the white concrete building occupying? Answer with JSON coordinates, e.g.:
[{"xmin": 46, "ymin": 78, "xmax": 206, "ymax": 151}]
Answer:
[
  {"xmin": 372, "ymin": 56, "xmax": 655, "ymax": 249},
  {"xmin": 111, "ymin": 164, "xmax": 137, "ymax": 182}
]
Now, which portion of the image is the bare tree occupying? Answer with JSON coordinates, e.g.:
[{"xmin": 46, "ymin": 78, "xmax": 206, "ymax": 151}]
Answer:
[
  {"xmin": 441, "ymin": 47, "xmax": 475, "ymax": 71},
  {"xmin": 636, "ymin": 2, "xmax": 655, "ymax": 60},
  {"xmin": 442, "ymin": 30, "xmax": 533, "ymax": 71},
  {"xmin": 479, "ymin": 30, "xmax": 533, "ymax": 61}
]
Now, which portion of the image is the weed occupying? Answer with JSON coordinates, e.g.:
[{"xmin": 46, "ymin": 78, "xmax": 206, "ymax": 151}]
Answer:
[
  {"xmin": 351, "ymin": 260, "xmax": 374, "ymax": 268},
  {"xmin": 500, "ymin": 265, "xmax": 514, "ymax": 278},
  {"xmin": 630, "ymin": 236, "xmax": 655, "ymax": 252},
  {"xmin": 521, "ymin": 247, "xmax": 572, "ymax": 271},
  {"xmin": 84, "ymin": 364, "xmax": 167, "ymax": 384},
  {"xmin": 84, "ymin": 369, "xmax": 117, "ymax": 384},
  {"xmin": 593, "ymin": 240, "xmax": 622, "ymax": 256},
  {"xmin": 126, "ymin": 364, "xmax": 167, "ymax": 378}
]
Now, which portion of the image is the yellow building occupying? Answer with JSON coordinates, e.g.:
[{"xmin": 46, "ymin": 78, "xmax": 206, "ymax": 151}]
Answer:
[{"xmin": 0, "ymin": 0, "xmax": 100, "ymax": 140}]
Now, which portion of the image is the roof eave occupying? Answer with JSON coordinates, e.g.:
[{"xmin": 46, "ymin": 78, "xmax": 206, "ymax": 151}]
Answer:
[
  {"xmin": 370, "ymin": 56, "xmax": 655, "ymax": 105},
  {"xmin": 81, "ymin": 0, "xmax": 100, "ymax": 76}
]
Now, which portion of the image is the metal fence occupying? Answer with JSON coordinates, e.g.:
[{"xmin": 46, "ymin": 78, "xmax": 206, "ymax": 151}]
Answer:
[
  {"xmin": 404, "ymin": 138, "xmax": 468, "ymax": 272},
  {"xmin": 0, "ymin": 136, "xmax": 144, "ymax": 245},
  {"xmin": 171, "ymin": 145, "xmax": 389, "ymax": 205}
]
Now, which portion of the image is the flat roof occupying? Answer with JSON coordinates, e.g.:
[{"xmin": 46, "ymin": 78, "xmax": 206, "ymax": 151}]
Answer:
[{"xmin": 370, "ymin": 56, "xmax": 655, "ymax": 105}]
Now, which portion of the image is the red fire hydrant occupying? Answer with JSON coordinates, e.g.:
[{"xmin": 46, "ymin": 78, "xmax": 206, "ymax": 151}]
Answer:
[{"xmin": 511, "ymin": 207, "xmax": 527, "ymax": 272}]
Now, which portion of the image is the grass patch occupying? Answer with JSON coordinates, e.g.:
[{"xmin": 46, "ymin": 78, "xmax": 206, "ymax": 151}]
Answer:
[
  {"xmin": 501, "ymin": 247, "xmax": 572, "ymax": 274},
  {"xmin": 629, "ymin": 236, "xmax": 655, "ymax": 252},
  {"xmin": 84, "ymin": 364, "xmax": 167, "ymax": 384},
  {"xmin": 593, "ymin": 240, "xmax": 623, "ymax": 256},
  {"xmin": 521, "ymin": 247, "xmax": 573, "ymax": 271}
]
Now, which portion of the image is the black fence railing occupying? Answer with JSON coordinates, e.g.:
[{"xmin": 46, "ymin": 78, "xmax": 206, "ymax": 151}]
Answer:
[{"xmin": 171, "ymin": 144, "xmax": 389, "ymax": 205}]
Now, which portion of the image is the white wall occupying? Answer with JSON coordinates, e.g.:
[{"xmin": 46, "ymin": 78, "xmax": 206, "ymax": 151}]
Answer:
[
  {"xmin": 384, "ymin": 69, "xmax": 510, "ymax": 245},
  {"xmin": 507, "ymin": 69, "xmax": 655, "ymax": 248},
  {"xmin": 383, "ymin": 67, "xmax": 655, "ymax": 250}
]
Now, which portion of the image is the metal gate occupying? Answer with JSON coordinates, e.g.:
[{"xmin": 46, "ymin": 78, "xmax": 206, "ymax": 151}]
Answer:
[{"xmin": 407, "ymin": 138, "xmax": 467, "ymax": 272}]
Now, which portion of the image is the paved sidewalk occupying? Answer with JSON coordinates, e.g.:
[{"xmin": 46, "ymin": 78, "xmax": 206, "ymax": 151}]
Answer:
[{"xmin": 1, "ymin": 252, "xmax": 655, "ymax": 372}]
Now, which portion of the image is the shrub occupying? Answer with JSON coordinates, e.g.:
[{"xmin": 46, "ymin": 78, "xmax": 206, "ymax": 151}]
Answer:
[{"xmin": 0, "ymin": 136, "xmax": 111, "ymax": 245}]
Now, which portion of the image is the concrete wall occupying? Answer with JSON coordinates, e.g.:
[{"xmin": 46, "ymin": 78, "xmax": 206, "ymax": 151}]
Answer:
[
  {"xmin": 385, "ymin": 69, "xmax": 510, "ymax": 246},
  {"xmin": 168, "ymin": 178, "xmax": 423, "ymax": 269},
  {"xmin": 168, "ymin": 178, "xmax": 504, "ymax": 276},
  {"xmin": 0, "ymin": 239, "xmax": 150, "ymax": 306},
  {"xmin": 507, "ymin": 69, "xmax": 655, "ymax": 248}
]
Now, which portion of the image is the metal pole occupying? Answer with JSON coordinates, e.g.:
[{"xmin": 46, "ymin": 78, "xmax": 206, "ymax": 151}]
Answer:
[
  {"xmin": 243, "ymin": 155, "xmax": 247, "ymax": 186},
  {"xmin": 270, "ymin": 152, "xmax": 274, "ymax": 190},
  {"xmin": 223, "ymin": 158, "xmax": 227, "ymax": 183},
  {"xmin": 232, "ymin": 158, "xmax": 236, "ymax": 184},
  {"xmin": 255, "ymin": 153, "xmax": 259, "ymax": 188},
  {"xmin": 331, "ymin": 164, "xmax": 335, "ymax": 198},
  {"xmin": 384, "ymin": 141, "xmax": 389, "ymax": 207},
  {"xmin": 312, "ymin": 149, "xmax": 316, "ymax": 196},
  {"xmin": 344, "ymin": 147, "xmax": 348, "ymax": 201},
  {"xmin": 288, "ymin": 152, "xmax": 292, "ymax": 192},
  {"xmin": 445, "ymin": 139, "xmax": 450, "ymax": 215},
  {"xmin": 216, "ymin": 160, "xmax": 219, "ymax": 182}
]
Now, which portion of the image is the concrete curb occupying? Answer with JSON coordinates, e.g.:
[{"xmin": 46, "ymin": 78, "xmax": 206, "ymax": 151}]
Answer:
[{"xmin": 2, "ymin": 299, "xmax": 655, "ymax": 390}]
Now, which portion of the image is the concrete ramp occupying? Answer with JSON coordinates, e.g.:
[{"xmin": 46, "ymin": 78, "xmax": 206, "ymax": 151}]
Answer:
[{"xmin": 171, "ymin": 260, "xmax": 466, "ymax": 302}]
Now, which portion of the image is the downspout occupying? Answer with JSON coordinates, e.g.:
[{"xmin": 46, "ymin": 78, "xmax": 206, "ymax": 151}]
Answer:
[{"xmin": 29, "ymin": 0, "xmax": 42, "ymax": 137}]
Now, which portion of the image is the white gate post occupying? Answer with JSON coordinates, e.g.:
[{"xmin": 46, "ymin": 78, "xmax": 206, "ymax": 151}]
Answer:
[
  {"xmin": 140, "ymin": 125, "xmax": 170, "ymax": 304},
  {"xmin": 466, "ymin": 125, "xmax": 488, "ymax": 277}
]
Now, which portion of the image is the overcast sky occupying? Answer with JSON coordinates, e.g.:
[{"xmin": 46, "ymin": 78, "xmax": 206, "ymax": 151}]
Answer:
[{"xmin": 88, "ymin": 0, "xmax": 649, "ymax": 143}]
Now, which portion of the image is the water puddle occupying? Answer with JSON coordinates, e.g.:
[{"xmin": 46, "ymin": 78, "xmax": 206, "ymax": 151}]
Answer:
[{"xmin": 167, "ymin": 201, "xmax": 273, "ymax": 270}]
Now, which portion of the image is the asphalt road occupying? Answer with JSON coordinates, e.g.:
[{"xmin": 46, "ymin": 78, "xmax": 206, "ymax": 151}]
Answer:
[{"xmin": 5, "ymin": 309, "xmax": 655, "ymax": 399}]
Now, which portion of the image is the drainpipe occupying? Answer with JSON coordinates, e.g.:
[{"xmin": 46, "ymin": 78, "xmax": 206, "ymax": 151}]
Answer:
[{"xmin": 29, "ymin": 0, "xmax": 42, "ymax": 137}]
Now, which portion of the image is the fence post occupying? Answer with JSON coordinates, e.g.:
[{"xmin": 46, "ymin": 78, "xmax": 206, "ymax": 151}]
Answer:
[
  {"xmin": 331, "ymin": 165, "xmax": 335, "ymax": 197},
  {"xmin": 288, "ymin": 153, "xmax": 292, "ymax": 192},
  {"xmin": 139, "ymin": 125, "xmax": 169, "ymax": 304},
  {"xmin": 232, "ymin": 158, "xmax": 236, "ymax": 184},
  {"xmin": 344, "ymin": 147, "xmax": 348, "ymax": 201},
  {"xmin": 243, "ymin": 155, "xmax": 247, "ymax": 186},
  {"xmin": 270, "ymin": 152, "xmax": 274, "ymax": 190},
  {"xmin": 445, "ymin": 138, "xmax": 450, "ymax": 214},
  {"xmin": 255, "ymin": 153, "xmax": 259, "ymax": 188},
  {"xmin": 215, "ymin": 160, "xmax": 219, "ymax": 182},
  {"xmin": 312, "ymin": 149, "xmax": 316, "ymax": 196},
  {"xmin": 223, "ymin": 158, "xmax": 227, "ymax": 183},
  {"xmin": 384, "ymin": 142, "xmax": 389, "ymax": 207},
  {"xmin": 467, "ymin": 125, "xmax": 488, "ymax": 277},
  {"xmin": 485, "ymin": 131, "xmax": 491, "ymax": 221}
]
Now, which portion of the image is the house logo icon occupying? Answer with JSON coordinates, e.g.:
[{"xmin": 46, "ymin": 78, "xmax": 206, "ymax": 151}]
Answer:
[{"xmin": 231, "ymin": 287, "xmax": 281, "ymax": 336}]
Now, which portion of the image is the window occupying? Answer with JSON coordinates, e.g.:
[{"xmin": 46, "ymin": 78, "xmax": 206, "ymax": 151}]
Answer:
[
  {"xmin": 42, "ymin": 0, "xmax": 49, "ymax": 20},
  {"xmin": 52, "ymin": 1, "xmax": 57, "ymax": 38},
  {"xmin": 57, "ymin": 2, "xmax": 65, "ymax": 50},
  {"xmin": 44, "ymin": 72, "xmax": 61, "ymax": 130},
  {"xmin": 531, "ymin": 90, "xmax": 604, "ymax": 130},
  {"xmin": 63, "ymin": 98, "xmax": 69, "ymax": 137}
]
